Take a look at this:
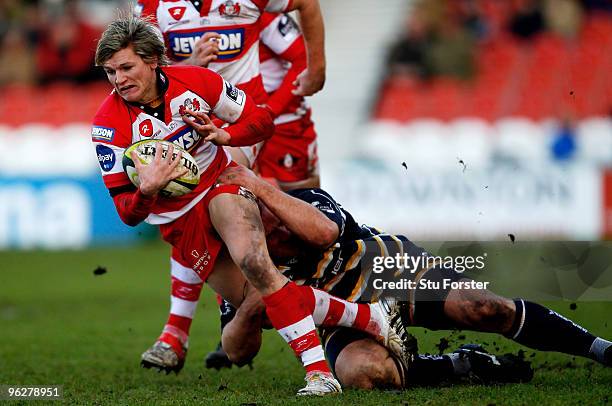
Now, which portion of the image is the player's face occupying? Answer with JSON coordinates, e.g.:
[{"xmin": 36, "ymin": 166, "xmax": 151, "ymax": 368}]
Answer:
[
  {"xmin": 259, "ymin": 204, "xmax": 293, "ymax": 247},
  {"xmin": 102, "ymin": 45, "xmax": 159, "ymax": 104}
]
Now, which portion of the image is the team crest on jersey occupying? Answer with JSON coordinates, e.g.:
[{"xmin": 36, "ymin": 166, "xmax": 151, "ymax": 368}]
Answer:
[
  {"xmin": 169, "ymin": 28, "xmax": 244, "ymax": 60},
  {"xmin": 168, "ymin": 6, "xmax": 186, "ymax": 21},
  {"xmin": 139, "ymin": 119, "xmax": 154, "ymax": 137},
  {"xmin": 178, "ymin": 98, "xmax": 201, "ymax": 116},
  {"xmin": 219, "ymin": 0, "xmax": 240, "ymax": 18}
]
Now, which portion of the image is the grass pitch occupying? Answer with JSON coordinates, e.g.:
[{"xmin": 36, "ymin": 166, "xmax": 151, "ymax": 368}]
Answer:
[{"xmin": 1, "ymin": 242, "xmax": 611, "ymax": 405}]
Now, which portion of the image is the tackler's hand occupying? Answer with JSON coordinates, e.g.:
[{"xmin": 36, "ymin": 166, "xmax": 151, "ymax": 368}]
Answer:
[{"xmin": 218, "ymin": 165, "xmax": 263, "ymax": 194}]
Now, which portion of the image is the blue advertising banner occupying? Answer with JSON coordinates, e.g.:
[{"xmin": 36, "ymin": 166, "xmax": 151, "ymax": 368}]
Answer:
[{"xmin": 0, "ymin": 174, "xmax": 151, "ymax": 249}]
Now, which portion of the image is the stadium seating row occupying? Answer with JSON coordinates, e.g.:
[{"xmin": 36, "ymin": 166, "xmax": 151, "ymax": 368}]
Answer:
[{"xmin": 374, "ymin": 15, "xmax": 611, "ymax": 122}]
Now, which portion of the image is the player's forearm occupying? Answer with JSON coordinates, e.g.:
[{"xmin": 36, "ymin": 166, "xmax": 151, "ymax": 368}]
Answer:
[
  {"xmin": 266, "ymin": 65, "xmax": 305, "ymax": 117},
  {"xmin": 290, "ymin": 0, "xmax": 325, "ymax": 78},
  {"xmin": 225, "ymin": 105, "xmax": 275, "ymax": 146},
  {"xmin": 112, "ymin": 189, "xmax": 157, "ymax": 226},
  {"xmin": 266, "ymin": 42, "xmax": 307, "ymax": 117},
  {"xmin": 256, "ymin": 182, "xmax": 337, "ymax": 248}
]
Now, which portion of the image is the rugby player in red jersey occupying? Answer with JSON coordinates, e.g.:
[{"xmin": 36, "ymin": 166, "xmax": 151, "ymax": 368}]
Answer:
[
  {"xmin": 92, "ymin": 17, "xmax": 417, "ymax": 396},
  {"xmin": 248, "ymin": 12, "xmax": 320, "ymax": 189},
  {"xmin": 213, "ymin": 165, "xmax": 612, "ymax": 389},
  {"xmin": 134, "ymin": 0, "xmax": 326, "ymax": 372},
  {"xmin": 142, "ymin": 11, "xmax": 322, "ymax": 373}
]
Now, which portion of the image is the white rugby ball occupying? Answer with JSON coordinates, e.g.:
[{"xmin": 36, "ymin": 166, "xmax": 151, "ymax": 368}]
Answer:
[{"xmin": 122, "ymin": 139, "xmax": 200, "ymax": 198}]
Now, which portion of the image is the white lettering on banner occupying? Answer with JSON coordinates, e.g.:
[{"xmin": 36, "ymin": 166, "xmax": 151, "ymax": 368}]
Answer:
[
  {"xmin": 324, "ymin": 162, "xmax": 601, "ymax": 240},
  {"xmin": 0, "ymin": 183, "xmax": 90, "ymax": 249}
]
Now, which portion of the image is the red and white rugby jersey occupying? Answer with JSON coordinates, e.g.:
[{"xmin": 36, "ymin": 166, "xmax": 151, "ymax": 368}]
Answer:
[
  {"xmin": 259, "ymin": 12, "xmax": 309, "ymax": 124},
  {"xmin": 91, "ymin": 65, "xmax": 254, "ymax": 225},
  {"xmin": 136, "ymin": 0, "xmax": 292, "ymax": 104}
]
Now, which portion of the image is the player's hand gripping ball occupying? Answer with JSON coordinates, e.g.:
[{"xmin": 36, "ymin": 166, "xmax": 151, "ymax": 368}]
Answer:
[{"xmin": 122, "ymin": 140, "xmax": 200, "ymax": 198}]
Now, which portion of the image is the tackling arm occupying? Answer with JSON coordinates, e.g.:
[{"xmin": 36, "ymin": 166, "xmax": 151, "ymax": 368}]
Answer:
[{"xmin": 218, "ymin": 165, "xmax": 338, "ymax": 249}]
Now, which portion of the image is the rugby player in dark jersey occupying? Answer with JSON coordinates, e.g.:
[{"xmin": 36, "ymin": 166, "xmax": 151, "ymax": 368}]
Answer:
[{"xmin": 209, "ymin": 164, "xmax": 612, "ymax": 388}]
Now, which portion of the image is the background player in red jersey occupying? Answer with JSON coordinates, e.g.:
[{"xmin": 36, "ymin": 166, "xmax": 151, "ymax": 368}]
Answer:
[
  {"xmin": 136, "ymin": 0, "xmax": 325, "ymax": 99},
  {"xmin": 213, "ymin": 165, "xmax": 612, "ymax": 389},
  {"xmin": 250, "ymin": 12, "xmax": 320, "ymax": 190}
]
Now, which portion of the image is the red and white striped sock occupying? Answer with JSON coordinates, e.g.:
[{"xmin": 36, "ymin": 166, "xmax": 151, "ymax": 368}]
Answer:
[
  {"xmin": 298, "ymin": 285, "xmax": 386, "ymax": 339},
  {"xmin": 159, "ymin": 258, "xmax": 205, "ymax": 356},
  {"xmin": 262, "ymin": 282, "xmax": 331, "ymax": 374}
]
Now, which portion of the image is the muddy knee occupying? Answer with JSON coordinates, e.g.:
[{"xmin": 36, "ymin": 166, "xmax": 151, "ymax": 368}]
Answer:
[{"xmin": 334, "ymin": 341, "xmax": 400, "ymax": 389}]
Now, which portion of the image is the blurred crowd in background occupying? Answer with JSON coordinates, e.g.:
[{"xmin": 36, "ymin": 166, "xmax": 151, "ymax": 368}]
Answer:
[
  {"xmin": 1, "ymin": 0, "xmax": 608, "ymax": 87},
  {"xmin": 0, "ymin": 0, "xmax": 107, "ymax": 86},
  {"xmin": 387, "ymin": 0, "xmax": 611, "ymax": 81}
]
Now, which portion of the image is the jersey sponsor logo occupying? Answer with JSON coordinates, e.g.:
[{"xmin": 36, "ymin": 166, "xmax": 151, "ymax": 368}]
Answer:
[
  {"xmin": 224, "ymin": 80, "xmax": 245, "ymax": 106},
  {"xmin": 168, "ymin": 126, "xmax": 202, "ymax": 151},
  {"xmin": 168, "ymin": 6, "xmax": 186, "ymax": 21},
  {"xmin": 178, "ymin": 97, "xmax": 201, "ymax": 116},
  {"xmin": 96, "ymin": 144, "xmax": 116, "ymax": 172},
  {"xmin": 139, "ymin": 119, "xmax": 154, "ymax": 137},
  {"xmin": 168, "ymin": 28, "xmax": 244, "ymax": 60},
  {"xmin": 219, "ymin": 0, "xmax": 240, "ymax": 18},
  {"xmin": 278, "ymin": 14, "xmax": 299, "ymax": 37},
  {"xmin": 91, "ymin": 126, "xmax": 115, "ymax": 142}
]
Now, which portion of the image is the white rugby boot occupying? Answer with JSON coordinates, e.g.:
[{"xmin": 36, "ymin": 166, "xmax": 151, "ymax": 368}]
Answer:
[
  {"xmin": 141, "ymin": 340, "xmax": 186, "ymax": 374},
  {"xmin": 296, "ymin": 371, "xmax": 342, "ymax": 396},
  {"xmin": 375, "ymin": 297, "xmax": 418, "ymax": 372}
]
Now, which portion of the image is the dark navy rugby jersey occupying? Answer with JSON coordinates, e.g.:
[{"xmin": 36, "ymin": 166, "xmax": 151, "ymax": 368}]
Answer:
[{"xmin": 278, "ymin": 188, "xmax": 426, "ymax": 302}]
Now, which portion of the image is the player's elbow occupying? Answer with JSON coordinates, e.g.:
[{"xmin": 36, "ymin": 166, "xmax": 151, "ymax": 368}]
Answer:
[
  {"xmin": 312, "ymin": 222, "xmax": 338, "ymax": 249},
  {"xmin": 117, "ymin": 213, "xmax": 142, "ymax": 227},
  {"xmin": 226, "ymin": 346, "xmax": 258, "ymax": 367}
]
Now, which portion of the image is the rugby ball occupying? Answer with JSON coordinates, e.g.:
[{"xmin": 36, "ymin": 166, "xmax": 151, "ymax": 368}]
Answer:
[{"xmin": 122, "ymin": 139, "xmax": 200, "ymax": 198}]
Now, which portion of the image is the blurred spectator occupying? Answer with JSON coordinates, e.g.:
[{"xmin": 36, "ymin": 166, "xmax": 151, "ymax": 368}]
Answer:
[
  {"xmin": 425, "ymin": 6, "xmax": 476, "ymax": 81},
  {"xmin": 35, "ymin": 0, "xmax": 102, "ymax": 84},
  {"xmin": 509, "ymin": 0, "xmax": 546, "ymax": 39},
  {"xmin": 387, "ymin": 0, "xmax": 476, "ymax": 81},
  {"xmin": 451, "ymin": 0, "xmax": 490, "ymax": 40},
  {"xmin": 0, "ymin": 26, "xmax": 36, "ymax": 85},
  {"xmin": 387, "ymin": 7, "xmax": 431, "ymax": 79},
  {"xmin": 581, "ymin": 0, "xmax": 612, "ymax": 12},
  {"xmin": 551, "ymin": 119, "xmax": 577, "ymax": 161},
  {"xmin": 544, "ymin": 0, "xmax": 584, "ymax": 38}
]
